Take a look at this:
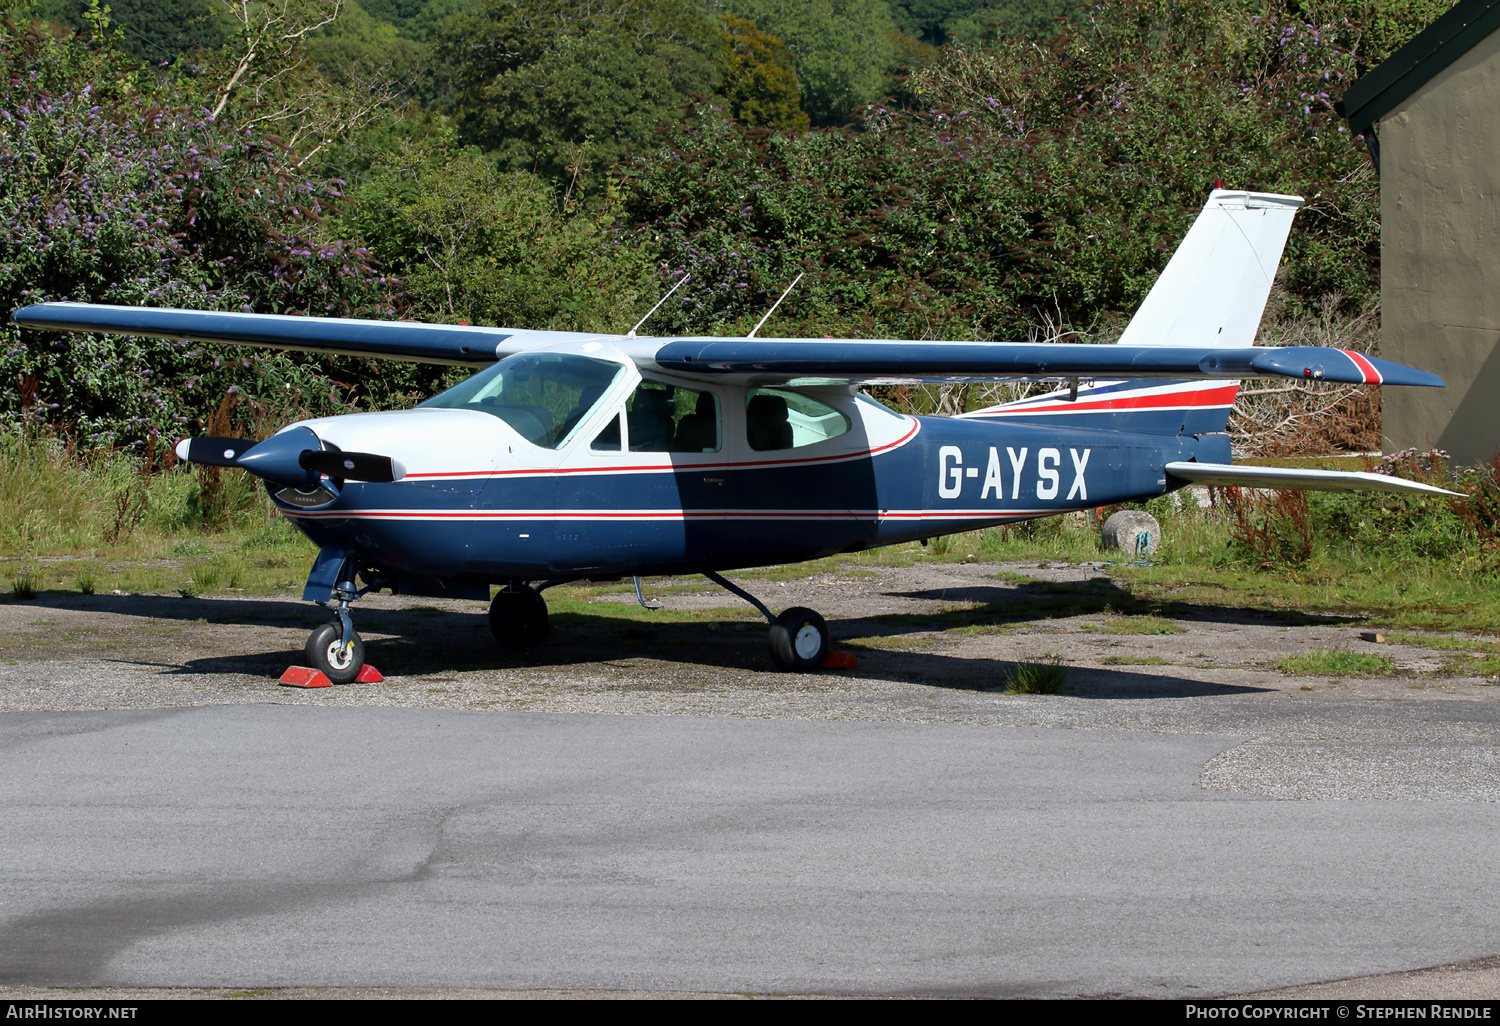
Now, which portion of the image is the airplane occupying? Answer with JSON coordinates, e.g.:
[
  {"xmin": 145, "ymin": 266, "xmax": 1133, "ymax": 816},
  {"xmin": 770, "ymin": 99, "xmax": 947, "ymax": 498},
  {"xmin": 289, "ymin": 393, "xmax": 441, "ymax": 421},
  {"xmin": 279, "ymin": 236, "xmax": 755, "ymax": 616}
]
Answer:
[{"xmin": 11, "ymin": 190, "xmax": 1460, "ymax": 683}]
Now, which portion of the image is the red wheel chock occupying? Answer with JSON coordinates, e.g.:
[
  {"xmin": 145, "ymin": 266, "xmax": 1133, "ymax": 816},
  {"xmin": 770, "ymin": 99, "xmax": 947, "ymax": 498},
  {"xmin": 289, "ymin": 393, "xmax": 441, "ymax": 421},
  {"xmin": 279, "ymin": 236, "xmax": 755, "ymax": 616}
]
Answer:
[
  {"xmin": 279, "ymin": 666, "xmax": 331, "ymax": 688},
  {"xmin": 278, "ymin": 665, "xmax": 383, "ymax": 688},
  {"xmin": 820, "ymin": 651, "xmax": 859, "ymax": 669}
]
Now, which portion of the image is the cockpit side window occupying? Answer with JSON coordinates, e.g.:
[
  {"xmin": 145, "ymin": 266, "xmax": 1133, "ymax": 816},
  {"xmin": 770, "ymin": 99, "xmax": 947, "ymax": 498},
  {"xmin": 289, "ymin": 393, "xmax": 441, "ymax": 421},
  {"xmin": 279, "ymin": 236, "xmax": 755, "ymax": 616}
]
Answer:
[
  {"xmin": 418, "ymin": 352, "xmax": 625, "ymax": 450},
  {"xmin": 624, "ymin": 381, "xmax": 721, "ymax": 453},
  {"xmin": 746, "ymin": 389, "xmax": 850, "ymax": 451}
]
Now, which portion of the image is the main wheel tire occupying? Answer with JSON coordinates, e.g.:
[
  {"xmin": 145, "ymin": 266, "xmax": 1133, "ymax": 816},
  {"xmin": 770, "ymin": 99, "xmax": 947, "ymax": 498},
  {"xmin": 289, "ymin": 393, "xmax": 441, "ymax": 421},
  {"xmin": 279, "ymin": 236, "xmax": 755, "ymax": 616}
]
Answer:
[
  {"xmin": 490, "ymin": 586, "xmax": 549, "ymax": 648},
  {"xmin": 768, "ymin": 606, "xmax": 829, "ymax": 672},
  {"xmin": 305, "ymin": 622, "xmax": 364, "ymax": 685}
]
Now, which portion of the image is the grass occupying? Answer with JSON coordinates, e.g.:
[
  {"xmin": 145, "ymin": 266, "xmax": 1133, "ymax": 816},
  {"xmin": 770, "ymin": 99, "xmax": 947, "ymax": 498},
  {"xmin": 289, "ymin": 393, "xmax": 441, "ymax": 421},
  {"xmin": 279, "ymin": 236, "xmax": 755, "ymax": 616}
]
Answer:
[
  {"xmin": 1275, "ymin": 649, "xmax": 1396, "ymax": 677},
  {"xmin": 1081, "ymin": 615, "xmax": 1185, "ymax": 635},
  {"xmin": 1384, "ymin": 633, "xmax": 1497, "ymax": 653},
  {"xmin": 1101, "ymin": 655, "xmax": 1172, "ymax": 665},
  {"xmin": 1000, "ymin": 654, "xmax": 1069, "ymax": 694}
]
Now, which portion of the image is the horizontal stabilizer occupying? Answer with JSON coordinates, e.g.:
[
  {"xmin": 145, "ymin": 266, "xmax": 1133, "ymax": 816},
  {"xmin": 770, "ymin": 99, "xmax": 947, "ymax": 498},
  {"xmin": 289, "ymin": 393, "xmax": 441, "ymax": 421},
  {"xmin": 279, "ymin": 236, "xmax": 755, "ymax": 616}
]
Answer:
[{"xmin": 1164, "ymin": 462, "xmax": 1462, "ymax": 496}]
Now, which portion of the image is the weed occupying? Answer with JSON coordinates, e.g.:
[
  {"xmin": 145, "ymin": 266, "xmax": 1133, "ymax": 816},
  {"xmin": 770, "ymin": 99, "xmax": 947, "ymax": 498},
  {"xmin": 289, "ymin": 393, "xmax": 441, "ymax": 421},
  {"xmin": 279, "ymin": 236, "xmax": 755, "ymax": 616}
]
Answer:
[
  {"xmin": 105, "ymin": 484, "xmax": 148, "ymax": 544},
  {"xmin": 76, "ymin": 571, "xmax": 96, "ymax": 595},
  {"xmin": 1275, "ymin": 649, "xmax": 1394, "ymax": 677},
  {"xmin": 929, "ymin": 534, "xmax": 954, "ymax": 557},
  {"xmin": 9, "ymin": 567, "xmax": 40, "ymax": 600},
  {"xmin": 1102, "ymin": 655, "xmax": 1171, "ymax": 665},
  {"xmin": 1001, "ymin": 654, "xmax": 1069, "ymax": 694},
  {"xmin": 1222, "ymin": 488, "xmax": 1314, "ymax": 567},
  {"xmin": 189, "ymin": 562, "xmax": 222, "ymax": 594}
]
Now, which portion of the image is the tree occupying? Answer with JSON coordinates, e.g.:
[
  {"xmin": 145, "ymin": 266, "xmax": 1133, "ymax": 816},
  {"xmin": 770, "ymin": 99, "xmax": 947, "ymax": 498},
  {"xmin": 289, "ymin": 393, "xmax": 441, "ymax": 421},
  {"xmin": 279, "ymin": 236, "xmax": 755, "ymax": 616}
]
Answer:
[
  {"xmin": 941, "ymin": 0, "xmax": 1075, "ymax": 44},
  {"xmin": 340, "ymin": 145, "xmax": 652, "ymax": 333},
  {"xmin": 887, "ymin": 0, "xmax": 991, "ymax": 45},
  {"xmin": 717, "ymin": 0, "xmax": 898, "ymax": 124},
  {"xmin": 436, "ymin": 0, "xmax": 723, "ymax": 182},
  {"xmin": 720, "ymin": 15, "xmax": 807, "ymax": 132},
  {"xmin": 85, "ymin": 0, "xmax": 227, "ymax": 65}
]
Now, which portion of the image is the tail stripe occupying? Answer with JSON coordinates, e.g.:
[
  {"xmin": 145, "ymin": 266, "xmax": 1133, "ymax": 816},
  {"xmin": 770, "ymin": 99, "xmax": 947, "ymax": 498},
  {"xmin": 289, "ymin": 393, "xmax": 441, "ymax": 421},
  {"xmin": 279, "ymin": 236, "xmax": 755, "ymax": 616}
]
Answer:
[
  {"xmin": 973, "ymin": 382, "xmax": 1238, "ymax": 418},
  {"xmin": 1340, "ymin": 350, "xmax": 1384, "ymax": 384}
]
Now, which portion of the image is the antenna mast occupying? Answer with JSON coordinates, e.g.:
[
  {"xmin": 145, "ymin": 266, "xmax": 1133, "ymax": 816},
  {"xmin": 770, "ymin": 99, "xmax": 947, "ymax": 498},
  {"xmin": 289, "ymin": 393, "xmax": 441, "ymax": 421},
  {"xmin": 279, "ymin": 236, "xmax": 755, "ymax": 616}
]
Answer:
[
  {"xmin": 627, "ymin": 275, "xmax": 691, "ymax": 338},
  {"xmin": 746, "ymin": 272, "xmax": 804, "ymax": 339}
]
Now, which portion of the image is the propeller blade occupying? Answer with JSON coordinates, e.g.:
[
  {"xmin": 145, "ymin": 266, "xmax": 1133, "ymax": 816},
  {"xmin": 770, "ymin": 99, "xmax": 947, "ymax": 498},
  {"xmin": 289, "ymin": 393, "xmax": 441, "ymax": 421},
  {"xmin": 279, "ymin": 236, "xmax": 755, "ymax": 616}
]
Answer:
[
  {"xmin": 298, "ymin": 449, "xmax": 407, "ymax": 483},
  {"xmin": 175, "ymin": 436, "xmax": 257, "ymax": 467}
]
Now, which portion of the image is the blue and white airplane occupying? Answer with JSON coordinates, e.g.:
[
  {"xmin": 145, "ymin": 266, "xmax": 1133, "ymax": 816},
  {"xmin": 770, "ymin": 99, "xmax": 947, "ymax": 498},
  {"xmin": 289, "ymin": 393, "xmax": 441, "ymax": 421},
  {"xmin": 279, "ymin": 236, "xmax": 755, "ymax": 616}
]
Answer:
[{"xmin": 12, "ymin": 191, "xmax": 1456, "ymax": 681}]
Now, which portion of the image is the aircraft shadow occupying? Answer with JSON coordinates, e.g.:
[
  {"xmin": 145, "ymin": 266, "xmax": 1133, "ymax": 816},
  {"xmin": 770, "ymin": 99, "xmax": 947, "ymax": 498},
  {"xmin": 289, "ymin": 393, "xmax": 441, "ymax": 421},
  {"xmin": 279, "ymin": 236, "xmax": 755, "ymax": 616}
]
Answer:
[
  {"xmin": 13, "ymin": 589, "xmax": 1286, "ymax": 700},
  {"xmin": 886, "ymin": 577, "xmax": 1363, "ymax": 630}
]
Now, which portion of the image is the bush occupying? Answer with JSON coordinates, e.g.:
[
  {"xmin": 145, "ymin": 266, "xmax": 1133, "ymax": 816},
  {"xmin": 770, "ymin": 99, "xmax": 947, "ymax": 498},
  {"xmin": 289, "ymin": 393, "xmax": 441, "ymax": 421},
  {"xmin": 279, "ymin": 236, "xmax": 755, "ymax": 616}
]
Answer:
[{"xmin": 0, "ymin": 18, "xmax": 397, "ymax": 446}]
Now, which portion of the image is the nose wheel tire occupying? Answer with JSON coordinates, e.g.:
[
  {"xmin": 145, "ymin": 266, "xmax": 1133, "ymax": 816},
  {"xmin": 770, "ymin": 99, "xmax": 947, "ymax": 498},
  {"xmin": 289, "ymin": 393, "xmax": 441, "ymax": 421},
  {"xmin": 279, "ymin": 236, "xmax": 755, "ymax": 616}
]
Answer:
[
  {"xmin": 769, "ymin": 607, "xmax": 828, "ymax": 672},
  {"xmin": 306, "ymin": 622, "xmax": 364, "ymax": 684},
  {"xmin": 490, "ymin": 586, "xmax": 549, "ymax": 648}
]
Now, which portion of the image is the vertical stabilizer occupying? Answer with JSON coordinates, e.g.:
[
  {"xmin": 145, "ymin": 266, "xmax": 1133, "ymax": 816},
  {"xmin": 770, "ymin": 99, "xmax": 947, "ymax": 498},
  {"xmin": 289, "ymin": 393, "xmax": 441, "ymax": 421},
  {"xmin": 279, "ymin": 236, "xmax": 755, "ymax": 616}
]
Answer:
[
  {"xmin": 1117, "ymin": 190, "xmax": 1303, "ymax": 349},
  {"xmin": 963, "ymin": 190, "xmax": 1303, "ymax": 443}
]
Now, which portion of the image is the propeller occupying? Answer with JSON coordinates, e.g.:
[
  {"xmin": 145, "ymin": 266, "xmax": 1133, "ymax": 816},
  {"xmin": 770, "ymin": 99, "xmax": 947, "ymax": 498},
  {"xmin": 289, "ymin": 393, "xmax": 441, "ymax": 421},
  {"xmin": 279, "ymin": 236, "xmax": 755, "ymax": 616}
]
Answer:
[
  {"xmin": 299, "ymin": 449, "xmax": 406, "ymax": 484},
  {"xmin": 174, "ymin": 428, "xmax": 406, "ymax": 485},
  {"xmin": 175, "ymin": 436, "xmax": 256, "ymax": 467}
]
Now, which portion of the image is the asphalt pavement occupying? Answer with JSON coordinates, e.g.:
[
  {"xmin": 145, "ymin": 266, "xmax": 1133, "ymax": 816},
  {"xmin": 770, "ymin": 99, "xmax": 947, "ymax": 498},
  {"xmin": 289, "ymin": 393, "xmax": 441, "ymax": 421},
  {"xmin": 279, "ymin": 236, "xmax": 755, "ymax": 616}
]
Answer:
[{"xmin": 2, "ymin": 705, "xmax": 1498, "ymax": 998}]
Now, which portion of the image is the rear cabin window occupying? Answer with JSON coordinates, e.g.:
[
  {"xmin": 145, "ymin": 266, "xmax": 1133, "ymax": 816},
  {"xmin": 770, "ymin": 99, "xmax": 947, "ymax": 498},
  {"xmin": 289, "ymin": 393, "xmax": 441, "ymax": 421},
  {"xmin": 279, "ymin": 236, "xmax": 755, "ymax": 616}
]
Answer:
[{"xmin": 745, "ymin": 389, "xmax": 850, "ymax": 452}]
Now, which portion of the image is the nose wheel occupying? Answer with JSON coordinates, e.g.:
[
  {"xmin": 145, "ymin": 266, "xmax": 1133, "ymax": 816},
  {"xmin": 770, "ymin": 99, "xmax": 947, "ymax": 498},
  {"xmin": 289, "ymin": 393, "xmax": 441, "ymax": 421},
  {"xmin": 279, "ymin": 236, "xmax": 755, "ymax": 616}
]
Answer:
[{"xmin": 305, "ymin": 621, "xmax": 365, "ymax": 684}]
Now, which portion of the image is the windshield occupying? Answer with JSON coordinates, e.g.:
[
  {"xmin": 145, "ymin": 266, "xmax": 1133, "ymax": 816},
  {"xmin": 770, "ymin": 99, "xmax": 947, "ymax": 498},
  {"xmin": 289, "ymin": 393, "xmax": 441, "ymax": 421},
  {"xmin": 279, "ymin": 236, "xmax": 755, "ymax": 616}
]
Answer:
[{"xmin": 419, "ymin": 352, "xmax": 626, "ymax": 449}]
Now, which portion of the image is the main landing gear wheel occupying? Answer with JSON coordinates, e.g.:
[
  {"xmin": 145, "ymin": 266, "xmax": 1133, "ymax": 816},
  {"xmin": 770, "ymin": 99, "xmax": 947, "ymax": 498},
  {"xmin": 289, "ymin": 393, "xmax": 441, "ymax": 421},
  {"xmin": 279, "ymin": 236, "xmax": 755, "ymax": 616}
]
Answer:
[
  {"xmin": 768, "ymin": 607, "xmax": 829, "ymax": 672},
  {"xmin": 490, "ymin": 586, "xmax": 549, "ymax": 648},
  {"xmin": 306, "ymin": 621, "xmax": 364, "ymax": 685}
]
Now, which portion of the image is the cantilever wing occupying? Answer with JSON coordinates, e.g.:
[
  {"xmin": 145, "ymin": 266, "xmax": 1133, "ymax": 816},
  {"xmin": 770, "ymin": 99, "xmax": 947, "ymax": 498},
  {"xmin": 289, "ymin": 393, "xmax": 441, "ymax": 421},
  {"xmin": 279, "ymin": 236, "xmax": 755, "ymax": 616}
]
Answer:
[
  {"xmin": 644, "ymin": 338, "xmax": 1443, "ymax": 388},
  {"xmin": 12, "ymin": 302, "xmax": 1444, "ymax": 389},
  {"xmin": 9, "ymin": 303, "xmax": 598, "ymax": 366}
]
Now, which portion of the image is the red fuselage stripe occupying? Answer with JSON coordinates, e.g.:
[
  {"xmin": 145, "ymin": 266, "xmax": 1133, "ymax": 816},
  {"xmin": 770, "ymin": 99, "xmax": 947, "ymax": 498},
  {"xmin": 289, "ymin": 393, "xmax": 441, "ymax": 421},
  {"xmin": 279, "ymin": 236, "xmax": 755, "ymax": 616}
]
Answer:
[{"xmin": 401, "ymin": 420, "xmax": 922, "ymax": 481}]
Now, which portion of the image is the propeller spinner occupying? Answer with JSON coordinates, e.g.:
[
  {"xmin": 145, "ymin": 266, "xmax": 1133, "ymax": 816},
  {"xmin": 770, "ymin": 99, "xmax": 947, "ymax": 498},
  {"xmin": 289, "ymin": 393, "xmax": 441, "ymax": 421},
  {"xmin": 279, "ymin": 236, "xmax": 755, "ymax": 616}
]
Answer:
[{"xmin": 175, "ymin": 429, "xmax": 406, "ymax": 485}]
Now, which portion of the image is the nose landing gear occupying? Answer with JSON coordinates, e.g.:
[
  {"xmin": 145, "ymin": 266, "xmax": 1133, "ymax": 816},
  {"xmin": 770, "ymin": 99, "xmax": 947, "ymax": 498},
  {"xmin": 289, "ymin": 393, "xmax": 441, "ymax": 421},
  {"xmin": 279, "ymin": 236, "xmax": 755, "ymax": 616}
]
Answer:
[{"xmin": 301, "ymin": 556, "xmax": 381, "ymax": 685}]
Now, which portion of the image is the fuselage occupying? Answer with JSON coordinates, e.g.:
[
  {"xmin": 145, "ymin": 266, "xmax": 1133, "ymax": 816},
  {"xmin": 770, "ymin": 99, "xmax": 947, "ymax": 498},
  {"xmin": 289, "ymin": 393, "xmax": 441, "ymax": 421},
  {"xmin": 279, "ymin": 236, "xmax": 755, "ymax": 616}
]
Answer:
[{"xmin": 266, "ymin": 339, "xmax": 1199, "ymax": 590}]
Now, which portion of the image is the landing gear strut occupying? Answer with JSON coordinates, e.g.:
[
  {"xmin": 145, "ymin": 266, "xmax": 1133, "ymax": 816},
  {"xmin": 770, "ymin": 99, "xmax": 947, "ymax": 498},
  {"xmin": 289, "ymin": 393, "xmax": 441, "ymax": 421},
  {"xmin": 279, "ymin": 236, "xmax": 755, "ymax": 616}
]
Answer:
[{"xmin": 703, "ymin": 571, "xmax": 830, "ymax": 673}]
